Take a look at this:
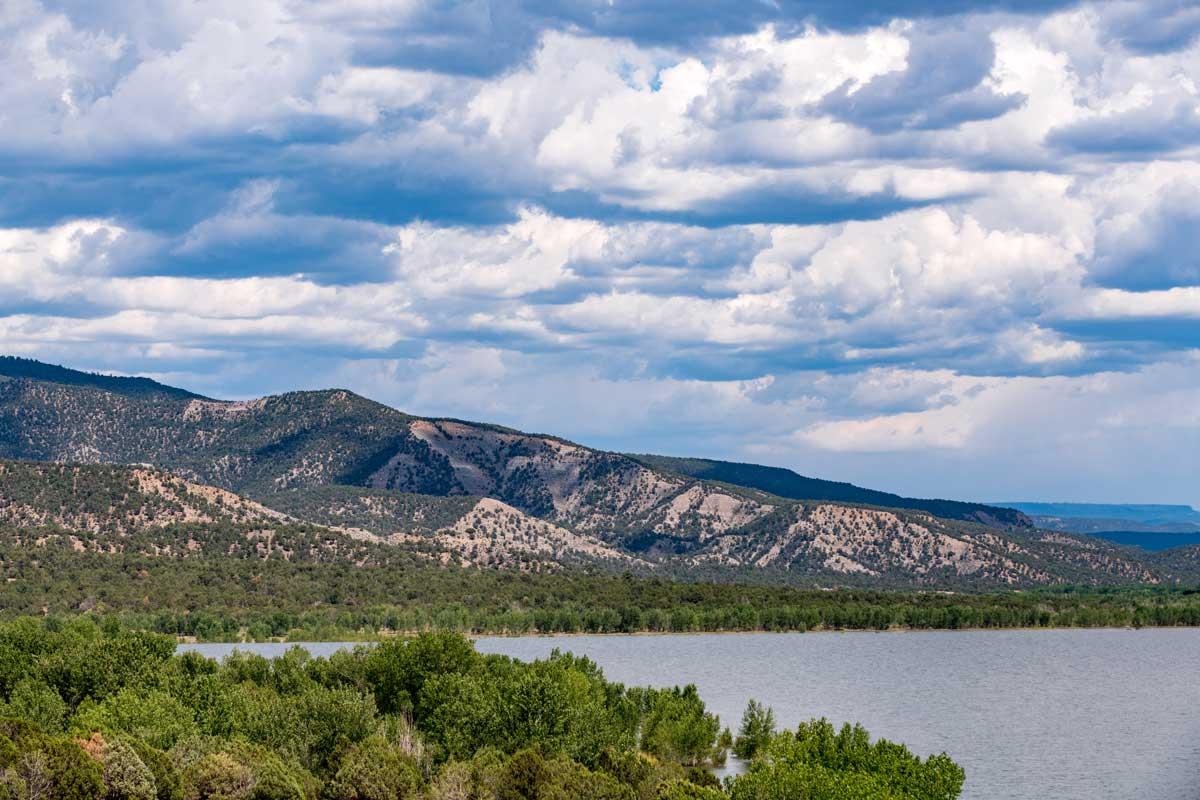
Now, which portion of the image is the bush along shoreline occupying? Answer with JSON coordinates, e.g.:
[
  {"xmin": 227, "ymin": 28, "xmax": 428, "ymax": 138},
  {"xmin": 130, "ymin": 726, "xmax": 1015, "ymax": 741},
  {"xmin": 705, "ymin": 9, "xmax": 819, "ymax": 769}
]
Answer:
[
  {"xmin": 0, "ymin": 617, "xmax": 964, "ymax": 799},
  {"xmin": 101, "ymin": 587, "xmax": 1200, "ymax": 642}
]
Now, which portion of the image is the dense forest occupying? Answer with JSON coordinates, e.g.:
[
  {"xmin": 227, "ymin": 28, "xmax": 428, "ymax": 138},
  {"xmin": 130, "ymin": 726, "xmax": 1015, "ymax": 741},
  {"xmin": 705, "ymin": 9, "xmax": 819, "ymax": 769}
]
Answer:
[
  {"xmin": 0, "ymin": 618, "xmax": 964, "ymax": 799},
  {"xmin": 0, "ymin": 546, "xmax": 1196, "ymax": 642}
]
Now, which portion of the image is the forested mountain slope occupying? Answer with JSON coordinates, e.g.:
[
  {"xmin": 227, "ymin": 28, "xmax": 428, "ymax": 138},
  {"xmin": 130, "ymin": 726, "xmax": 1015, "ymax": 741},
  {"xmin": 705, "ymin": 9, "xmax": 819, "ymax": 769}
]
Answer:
[
  {"xmin": 0, "ymin": 459, "xmax": 633, "ymax": 571},
  {"xmin": 0, "ymin": 358, "xmax": 1193, "ymax": 589}
]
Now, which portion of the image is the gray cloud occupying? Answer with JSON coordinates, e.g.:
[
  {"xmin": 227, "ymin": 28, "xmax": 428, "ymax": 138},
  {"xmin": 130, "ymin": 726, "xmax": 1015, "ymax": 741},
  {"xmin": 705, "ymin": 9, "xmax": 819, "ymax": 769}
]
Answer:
[
  {"xmin": 1, "ymin": 0, "xmax": 1199, "ymax": 503},
  {"xmin": 821, "ymin": 22, "xmax": 1026, "ymax": 132},
  {"xmin": 1048, "ymin": 101, "xmax": 1200, "ymax": 156},
  {"xmin": 1095, "ymin": 0, "xmax": 1200, "ymax": 53}
]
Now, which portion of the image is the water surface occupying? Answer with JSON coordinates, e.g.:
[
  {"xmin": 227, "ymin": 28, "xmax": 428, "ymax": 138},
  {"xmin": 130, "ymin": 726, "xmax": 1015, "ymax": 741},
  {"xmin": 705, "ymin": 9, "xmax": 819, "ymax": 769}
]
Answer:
[{"xmin": 182, "ymin": 628, "xmax": 1200, "ymax": 800}]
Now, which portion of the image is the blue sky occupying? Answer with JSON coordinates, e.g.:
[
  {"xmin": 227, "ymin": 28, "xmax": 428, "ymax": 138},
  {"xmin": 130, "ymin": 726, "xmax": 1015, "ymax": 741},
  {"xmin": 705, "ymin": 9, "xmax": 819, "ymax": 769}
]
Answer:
[{"xmin": 1, "ymin": 0, "xmax": 1198, "ymax": 505}]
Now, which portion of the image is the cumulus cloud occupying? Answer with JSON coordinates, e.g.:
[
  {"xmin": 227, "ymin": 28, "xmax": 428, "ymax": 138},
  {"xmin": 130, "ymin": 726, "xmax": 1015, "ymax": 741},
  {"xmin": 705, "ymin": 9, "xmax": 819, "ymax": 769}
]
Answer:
[
  {"xmin": 821, "ymin": 21, "xmax": 1026, "ymax": 132},
  {"xmin": 1093, "ymin": 0, "xmax": 1200, "ymax": 53},
  {"xmin": 1, "ymin": 0, "xmax": 1199, "ymax": 504},
  {"xmin": 1083, "ymin": 162, "xmax": 1200, "ymax": 290}
]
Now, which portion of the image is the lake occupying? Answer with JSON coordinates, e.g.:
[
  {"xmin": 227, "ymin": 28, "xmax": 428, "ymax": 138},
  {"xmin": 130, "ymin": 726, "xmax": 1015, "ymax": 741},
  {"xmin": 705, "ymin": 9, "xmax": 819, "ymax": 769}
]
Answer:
[{"xmin": 180, "ymin": 628, "xmax": 1200, "ymax": 800}]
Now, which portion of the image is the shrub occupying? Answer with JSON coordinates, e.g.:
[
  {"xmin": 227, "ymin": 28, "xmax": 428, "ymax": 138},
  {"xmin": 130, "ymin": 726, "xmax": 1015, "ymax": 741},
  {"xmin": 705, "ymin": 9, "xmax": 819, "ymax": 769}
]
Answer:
[
  {"xmin": 181, "ymin": 752, "xmax": 255, "ymax": 800},
  {"xmin": 325, "ymin": 736, "xmax": 421, "ymax": 800},
  {"xmin": 101, "ymin": 738, "xmax": 157, "ymax": 800},
  {"xmin": 125, "ymin": 738, "xmax": 182, "ymax": 800},
  {"xmin": 172, "ymin": 739, "xmax": 313, "ymax": 800},
  {"xmin": 655, "ymin": 779, "xmax": 726, "ymax": 800},
  {"xmin": 73, "ymin": 689, "xmax": 198, "ymax": 751}
]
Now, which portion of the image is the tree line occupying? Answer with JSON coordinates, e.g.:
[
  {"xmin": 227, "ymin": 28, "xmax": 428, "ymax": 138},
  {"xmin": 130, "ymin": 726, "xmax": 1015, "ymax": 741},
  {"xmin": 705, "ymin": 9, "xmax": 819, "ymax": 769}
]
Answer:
[{"xmin": 0, "ymin": 550, "xmax": 1197, "ymax": 641}]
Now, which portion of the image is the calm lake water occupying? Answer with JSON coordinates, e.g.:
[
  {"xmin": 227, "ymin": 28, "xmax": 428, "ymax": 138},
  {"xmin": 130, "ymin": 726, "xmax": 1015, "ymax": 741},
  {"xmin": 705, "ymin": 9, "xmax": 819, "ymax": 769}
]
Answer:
[{"xmin": 180, "ymin": 628, "xmax": 1200, "ymax": 800}]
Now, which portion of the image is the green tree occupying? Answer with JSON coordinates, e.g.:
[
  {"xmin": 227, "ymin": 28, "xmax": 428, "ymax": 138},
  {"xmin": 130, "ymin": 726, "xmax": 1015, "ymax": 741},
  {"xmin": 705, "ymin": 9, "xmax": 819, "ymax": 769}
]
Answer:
[
  {"xmin": 727, "ymin": 719, "xmax": 965, "ymax": 800},
  {"xmin": 419, "ymin": 653, "xmax": 634, "ymax": 766},
  {"xmin": 635, "ymin": 687, "xmax": 722, "ymax": 767},
  {"xmin": 42, "ymin": 628, "xmax": 174, "ymax": 708},
  {"xmin": 364, "ymin": 633, "xmax": 478, "ymax": 718},
  {"xmin": 73, "ymin": 689, "xmax": 198, "ymax": 751},
  {"xmin": 732, "ymin": 700, "xmax": 775, "ymax": 761},
  {"xmin": 292, "ymin": 685, "xmax": 376, "ymax": 774},
  {"xmin": 1, "ymin": 680, "xmax": 67, "ymax": 735}
]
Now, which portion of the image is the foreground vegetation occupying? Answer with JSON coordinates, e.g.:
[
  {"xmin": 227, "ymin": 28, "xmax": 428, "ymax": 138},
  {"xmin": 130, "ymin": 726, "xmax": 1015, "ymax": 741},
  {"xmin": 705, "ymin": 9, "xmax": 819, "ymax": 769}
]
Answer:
[
  {"xmin": 0, "ymin": 619, "xmax": 964, "ymax": 799},
  {"xmin": 1, "ymin": 549, "xmax": 1197, "ymax": 642}
]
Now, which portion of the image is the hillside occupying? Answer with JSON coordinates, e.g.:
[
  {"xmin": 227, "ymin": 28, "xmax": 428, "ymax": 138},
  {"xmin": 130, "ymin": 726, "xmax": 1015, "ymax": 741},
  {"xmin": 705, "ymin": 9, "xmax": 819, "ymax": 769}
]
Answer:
[
  {"xmin": 686, "ymin": 502, "xmax": 1167, "ymax": 587},
  {"xmin": 262, "ymin": 484, "xmax": 639, "ymax": 568},
  {"xmin": 0, "ymin": 459, "xmax": 286, "ymax": 533},
  {"xmin": 635, "ymin": 455, "xmax": 1030, "ymax": 527},
  {"xmin": 0, "ymin": 361, "xmax": 793, "ymax": 549},
  {"xmin": 0, "ymin": 357, "xmax": 1195, "ymax": 589},
  {"xmin": 1154, "ymin": 544, "xmax": 1200, "ymax": 576},
  {"xmin": 0, "ymin": 459, "xmax": 630, "ymax": 572}
]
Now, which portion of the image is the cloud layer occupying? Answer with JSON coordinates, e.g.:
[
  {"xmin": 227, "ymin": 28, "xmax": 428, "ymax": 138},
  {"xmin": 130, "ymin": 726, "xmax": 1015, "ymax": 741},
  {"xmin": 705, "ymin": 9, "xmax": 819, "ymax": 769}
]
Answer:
[{"xmin": 2, "ymin": 0, "xmax": 1198, "ymax": 504}]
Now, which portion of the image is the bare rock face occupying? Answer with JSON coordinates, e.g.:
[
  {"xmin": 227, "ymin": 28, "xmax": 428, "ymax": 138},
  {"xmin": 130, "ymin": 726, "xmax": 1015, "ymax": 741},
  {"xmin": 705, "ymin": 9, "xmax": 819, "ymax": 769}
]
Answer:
[
  {"xmin": 696, "ymin": 503, "xmax": 1048, "ymax": 582},
  {"xmin": 373, "ymin": 420, "xmax": 683, "ymax": 527},
  {"xmin": 424, "ymin": 497, "xmax": 642, "ymax": 568}
]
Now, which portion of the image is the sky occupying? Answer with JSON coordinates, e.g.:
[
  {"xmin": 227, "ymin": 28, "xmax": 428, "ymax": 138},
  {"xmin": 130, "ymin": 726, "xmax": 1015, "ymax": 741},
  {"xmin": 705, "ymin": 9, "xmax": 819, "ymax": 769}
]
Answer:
[{"xmin": 1, "ymin": 0, "xmax": 1198, "ymax": 506}]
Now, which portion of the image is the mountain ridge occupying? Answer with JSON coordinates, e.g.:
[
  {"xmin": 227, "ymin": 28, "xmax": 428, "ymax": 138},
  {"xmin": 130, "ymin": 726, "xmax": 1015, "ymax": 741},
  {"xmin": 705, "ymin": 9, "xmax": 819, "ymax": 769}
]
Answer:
[
  {"xmin": 0, "ymin": 356, "xmax": 207, "ymax": 399},
  {"xmin": 0, "ymin": 356, "xmax": 1023, "ymax": 525},
  {"xmin": 0, "ymin": 357, "xmax": 1193, "ymax": 589},
  {"xmin": 634, "ymin": 454, "xmax": 1030, "ymax": 528},
  {"xmin": 0, "ymin": 455, "xmax": 1188, "ymax": 589}
]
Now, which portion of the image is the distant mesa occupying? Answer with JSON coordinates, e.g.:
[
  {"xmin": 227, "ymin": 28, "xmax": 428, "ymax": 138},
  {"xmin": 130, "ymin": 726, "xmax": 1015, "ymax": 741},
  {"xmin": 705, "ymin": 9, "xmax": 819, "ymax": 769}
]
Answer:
[
  {"xmin": 997, "ymin": 501, "xmax": 1200, "ymax": 551},
  {"xmin": 1000, "ymin": 501, "xmax": 1200, "ymax": 533}
]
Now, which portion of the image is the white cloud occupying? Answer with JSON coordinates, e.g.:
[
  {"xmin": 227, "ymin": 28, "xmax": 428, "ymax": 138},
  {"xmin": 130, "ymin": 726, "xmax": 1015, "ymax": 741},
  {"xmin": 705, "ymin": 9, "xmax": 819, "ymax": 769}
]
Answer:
[
  {"xmin": 312, "ymin": 66, "xmax": 451, "ymax": 125},
  {"xmin": 998, "ymin": 325, "xmax": 1086, "ymax": 364},
  {"xmin": 798, "ymin": 207, "xmax": 1085, "ymax": 314},
  {"xmin": 2, "ymin": 0, "xmax": 1200, "ymax": 505},
  {"xmin": 799, "ymin": 406, "xmax": 976, "ymax": 452},
  {"xmin": 386, "ymin": 207, "xmax": 602, "ymax": 298},
  {"xmin": 1067, "ymin": 286, "xmax": 1200, "ymax": 318}
]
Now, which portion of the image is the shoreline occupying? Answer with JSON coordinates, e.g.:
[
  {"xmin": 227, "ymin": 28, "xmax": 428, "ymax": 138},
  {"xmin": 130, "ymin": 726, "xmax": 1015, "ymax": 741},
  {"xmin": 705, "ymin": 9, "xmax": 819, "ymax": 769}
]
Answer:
[{"xmin": 175, "ymin": 622, "xmax": 1200, "ymax": 646}]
